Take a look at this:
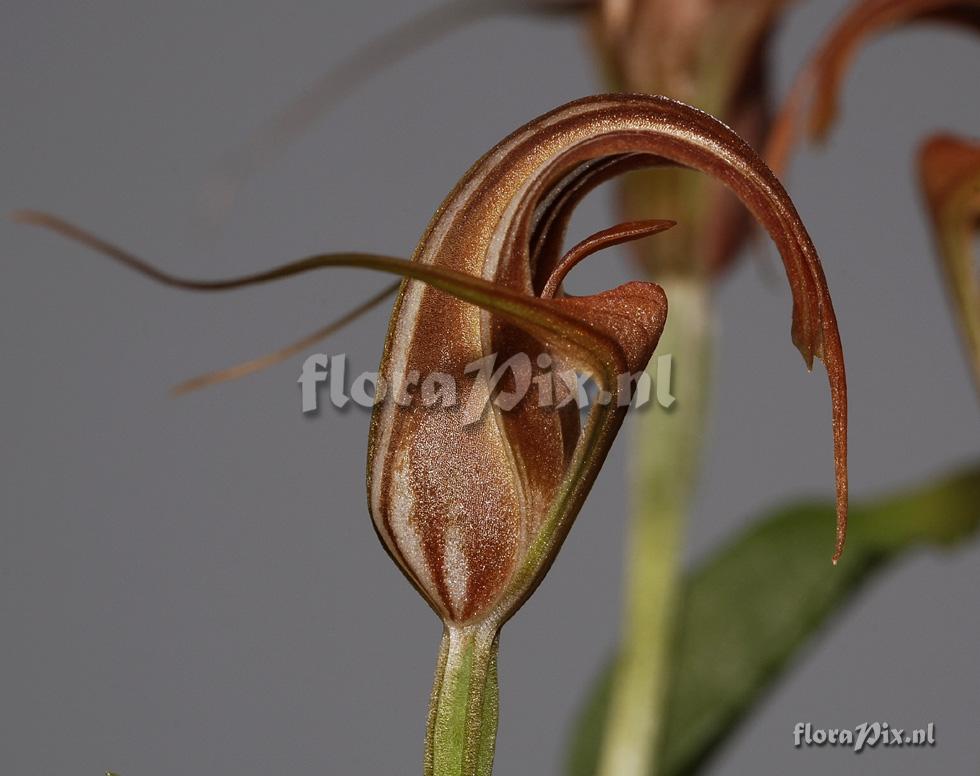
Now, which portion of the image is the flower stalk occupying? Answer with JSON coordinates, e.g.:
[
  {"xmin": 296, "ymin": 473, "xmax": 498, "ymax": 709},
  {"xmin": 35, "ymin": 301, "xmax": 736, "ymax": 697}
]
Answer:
[
  {"xmin": 425, "ymin": 623, "xmax": 501, "ymax": 776},
  {"xmin": 597, "ymin": 275, "xmax": 713, "ymax": 776}
]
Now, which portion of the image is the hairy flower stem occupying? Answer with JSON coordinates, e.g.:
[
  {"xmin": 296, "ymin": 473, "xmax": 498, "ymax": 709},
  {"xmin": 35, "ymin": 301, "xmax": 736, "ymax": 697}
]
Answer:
[
  {"xmin": 596, "ymin": 276, "xmax": 712, "ymax": 776},
  {"xmin": 425, "ymin": 622, "xmax": 501, "ymax": 776}
]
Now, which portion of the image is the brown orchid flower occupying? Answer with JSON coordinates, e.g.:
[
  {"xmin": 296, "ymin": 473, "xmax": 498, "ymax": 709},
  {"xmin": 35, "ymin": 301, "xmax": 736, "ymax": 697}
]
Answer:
[{"xmin": 16, "ymin": 93, "xmax": 846, "ymax": 775}]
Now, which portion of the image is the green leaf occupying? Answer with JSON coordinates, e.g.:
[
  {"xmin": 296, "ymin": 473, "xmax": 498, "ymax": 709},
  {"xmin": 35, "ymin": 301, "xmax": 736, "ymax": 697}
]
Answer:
[{"xmin": 567, "ymin": 463, "xmax": 980, "ymax": 776}]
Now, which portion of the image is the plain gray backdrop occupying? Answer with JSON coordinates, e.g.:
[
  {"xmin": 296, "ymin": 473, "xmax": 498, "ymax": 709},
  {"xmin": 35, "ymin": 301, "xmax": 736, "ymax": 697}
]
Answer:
[{"xmin": 2, "ymin": 1, "xmax": 979, "ymax": 774}]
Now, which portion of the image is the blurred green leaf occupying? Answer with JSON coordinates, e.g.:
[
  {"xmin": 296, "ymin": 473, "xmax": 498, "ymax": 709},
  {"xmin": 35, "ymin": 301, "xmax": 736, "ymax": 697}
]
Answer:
[{"xmin": 567, "ymin": 463, "xmax": 980, "ymax": 776}]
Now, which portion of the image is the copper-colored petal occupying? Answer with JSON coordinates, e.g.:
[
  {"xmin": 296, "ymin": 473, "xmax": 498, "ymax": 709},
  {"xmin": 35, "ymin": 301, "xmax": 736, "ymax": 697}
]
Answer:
[
  {"xmin": 918, "ymin": 134, "xmax": 980, "ymax": 395},
  {"xmin": 767, "ymin": 0, "xmax": 980, "ymax": 174},
  {"xmin": 528, "ymin": 152, "xmax": 666, "ymax": 289}
]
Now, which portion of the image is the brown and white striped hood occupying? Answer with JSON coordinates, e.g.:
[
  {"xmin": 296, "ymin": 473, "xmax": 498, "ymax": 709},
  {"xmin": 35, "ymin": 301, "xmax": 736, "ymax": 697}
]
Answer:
[{"xmin": 365, "ymin": 95, "xmax": 848, "ymax": 626}]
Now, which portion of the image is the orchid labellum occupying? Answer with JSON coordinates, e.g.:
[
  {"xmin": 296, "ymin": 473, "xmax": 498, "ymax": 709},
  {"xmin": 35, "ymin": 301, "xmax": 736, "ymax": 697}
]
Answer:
[{"xmin": 16, "ymin": 93, "xmax": 847, "ymax": 776}]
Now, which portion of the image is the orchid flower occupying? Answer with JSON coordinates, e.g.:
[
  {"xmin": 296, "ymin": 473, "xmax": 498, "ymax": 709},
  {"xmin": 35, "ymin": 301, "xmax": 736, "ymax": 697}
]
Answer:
[
  {"xmin": 162, "ymin": 2, "xmax": 979, "ymax": 773},
  {"xmin": 17, "ymin": 93, "xmax": 847, "ymax": 776},
  {"xmin": 767, "ymin": 0, "xmax": 980, "ymax": 174}
]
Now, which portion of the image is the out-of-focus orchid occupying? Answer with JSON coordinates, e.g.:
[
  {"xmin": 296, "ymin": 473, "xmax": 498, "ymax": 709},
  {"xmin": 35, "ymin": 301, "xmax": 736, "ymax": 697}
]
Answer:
[
  {"xmin": 767, "ymin": 0, "xmax": 980, "ymax": 174},
  {"xmin": 919, "ymin": 135, "xmax": 980, "ymax": 393},
  {"xmin": 765, "ymin": 0, "xmax": 980, "ymax": 392}
]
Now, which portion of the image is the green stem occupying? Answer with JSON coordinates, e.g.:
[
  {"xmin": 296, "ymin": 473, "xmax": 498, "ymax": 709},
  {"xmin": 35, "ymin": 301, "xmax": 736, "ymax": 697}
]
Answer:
[
  {"xmin": 425, "ymin": 622, "xmax": 500, "ymax": 776},
  {"xmin": 595, "ymin": 276, "xmax": 712, "ymax": 776}
]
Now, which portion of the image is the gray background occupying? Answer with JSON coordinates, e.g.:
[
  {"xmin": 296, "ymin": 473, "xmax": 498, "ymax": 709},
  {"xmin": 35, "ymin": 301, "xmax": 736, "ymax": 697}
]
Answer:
[{"xmin": 2, "ymin": 1, "xmax": 978, "ymax": 774}]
